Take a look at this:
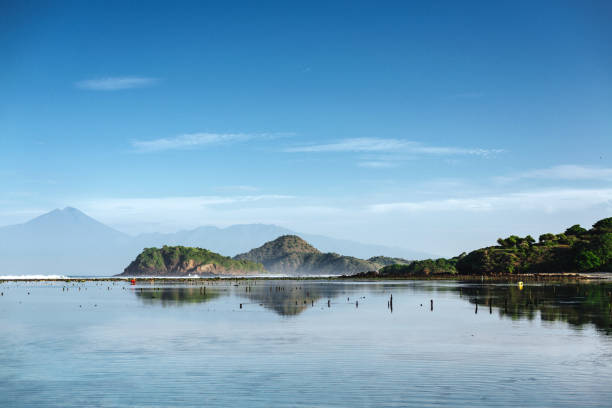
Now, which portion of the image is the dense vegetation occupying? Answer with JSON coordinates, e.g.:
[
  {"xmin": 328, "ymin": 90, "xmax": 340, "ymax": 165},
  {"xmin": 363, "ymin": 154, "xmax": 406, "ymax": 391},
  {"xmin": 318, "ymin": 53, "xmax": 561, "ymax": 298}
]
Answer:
[
  {"xmin": 353, "ymin": 217, "xmax": 612, "ymax": 277},
  {"xmin": 455, "ymin": 217, "xmax": 612, "ymax": 275},
  {"xmin": 121, "ymin": 245, "xmax": 264, "ymax": 276},
  {"xmin": 378, "ymin": 258, "xmax": 459, "ymax": 276}
]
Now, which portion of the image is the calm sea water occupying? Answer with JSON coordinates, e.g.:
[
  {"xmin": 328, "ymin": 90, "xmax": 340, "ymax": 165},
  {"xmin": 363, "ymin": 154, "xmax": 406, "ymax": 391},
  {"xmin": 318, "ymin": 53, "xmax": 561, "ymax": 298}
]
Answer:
[{"xmin": 1, "ymin": 279, "xmax": 611, "ymax": 407}]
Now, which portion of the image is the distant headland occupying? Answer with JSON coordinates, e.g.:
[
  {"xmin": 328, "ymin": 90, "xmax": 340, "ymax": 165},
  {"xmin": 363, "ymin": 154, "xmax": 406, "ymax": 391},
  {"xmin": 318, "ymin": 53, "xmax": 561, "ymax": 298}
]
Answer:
[
  {"xmin": 118, "ymin": 235, "xmax": 410, "ymax": 277},
  {"xmin": 119, "ymin": 246, "xmax": 264, "ymax": 277}
]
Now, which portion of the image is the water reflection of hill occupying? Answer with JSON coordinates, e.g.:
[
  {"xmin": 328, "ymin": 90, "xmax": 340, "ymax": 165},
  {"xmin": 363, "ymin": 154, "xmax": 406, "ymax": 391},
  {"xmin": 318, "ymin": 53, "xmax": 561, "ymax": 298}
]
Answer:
[
  {"xmin": 130, "ymin": 281, "xmax": 612, "ymax": 330},
  {"xmin": 453, "ymin": 283, "xmax": 612, "ymax": 335},
  {"xmin": 239, "ymin": 281, "xmax": 344, "ymax": 316},
  {"xmin": 132, "ymin": 281, "xmax": 344, "ymax": 315},
  {"xmin": 134, "ymin": 286, "xmax": 220, "ymax": 307}
]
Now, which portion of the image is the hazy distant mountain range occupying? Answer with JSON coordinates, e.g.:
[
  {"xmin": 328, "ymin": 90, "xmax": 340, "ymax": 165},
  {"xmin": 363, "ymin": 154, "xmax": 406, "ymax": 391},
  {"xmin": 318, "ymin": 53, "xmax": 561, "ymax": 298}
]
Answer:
[{"xmin": 0, "ymin": 207, "xmax": 434, "ymax": 276}]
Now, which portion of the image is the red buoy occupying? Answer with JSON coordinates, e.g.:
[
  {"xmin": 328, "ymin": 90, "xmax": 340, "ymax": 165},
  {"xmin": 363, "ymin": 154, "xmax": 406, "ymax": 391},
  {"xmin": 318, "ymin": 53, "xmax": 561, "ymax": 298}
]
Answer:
[{"xmin": 130, "ymin": 279, "xmax": 136, "ymax": 285}]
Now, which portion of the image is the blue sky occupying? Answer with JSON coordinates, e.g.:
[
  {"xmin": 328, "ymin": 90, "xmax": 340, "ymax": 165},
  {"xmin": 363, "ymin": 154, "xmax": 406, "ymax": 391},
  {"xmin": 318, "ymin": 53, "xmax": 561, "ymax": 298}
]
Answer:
[{"xmin": 1, "ymin": 0, "xmax": 611, "ymax": 255}]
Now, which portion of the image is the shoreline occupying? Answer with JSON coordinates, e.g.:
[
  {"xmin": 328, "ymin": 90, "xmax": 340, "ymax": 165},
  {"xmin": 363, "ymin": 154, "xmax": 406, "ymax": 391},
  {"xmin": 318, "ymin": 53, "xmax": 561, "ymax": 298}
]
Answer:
[{"xmin": 1, "ymin": 272, "xmax": 611, "ymax": 283}]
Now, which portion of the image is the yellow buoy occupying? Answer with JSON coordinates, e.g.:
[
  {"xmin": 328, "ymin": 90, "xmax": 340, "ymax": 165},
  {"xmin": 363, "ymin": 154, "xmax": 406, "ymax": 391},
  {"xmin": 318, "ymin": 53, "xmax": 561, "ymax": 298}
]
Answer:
[{"xmin": 518, "ymin": 281, "xmax": 524, "ymax": 290}]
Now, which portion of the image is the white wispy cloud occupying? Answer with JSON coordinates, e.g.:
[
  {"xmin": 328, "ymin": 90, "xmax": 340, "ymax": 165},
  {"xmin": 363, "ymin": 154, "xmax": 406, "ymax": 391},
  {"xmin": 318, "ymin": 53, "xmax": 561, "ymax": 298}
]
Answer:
[
  {"xmin": 498, "ymin": 165, "xmax": 612, "ymax": 182},
  {"xmin": 357, "ymin": 161, "xmax": 399, "ymax": 169},
  {"xmin": 132, "ymin": 132, "xmax": 292, "ymax": 153},
  {"xmin": 75, "ymin": 77, "xmax": 159, "ymax": 91},
  {"xmin": 368, "ymin": 188, "xmax": 612, "ymax": 213},
  {"xmin": 356, "ymin": 154, "xmax": 413, "ymax": 168},
  {"xmin": 132, "ymin": 133, "xmax": 252, "ymax": 152},
  {"xmin": 284, "ymin": 137, "xmax": 502, "ymax": 157}
]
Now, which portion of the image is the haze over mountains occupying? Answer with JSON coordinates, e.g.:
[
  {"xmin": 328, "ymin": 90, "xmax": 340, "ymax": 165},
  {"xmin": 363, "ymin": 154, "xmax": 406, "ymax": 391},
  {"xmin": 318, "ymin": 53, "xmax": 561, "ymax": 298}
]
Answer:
[{"xmin": 0, "ymin": 207, "xmax": 433, "ymax": 276}]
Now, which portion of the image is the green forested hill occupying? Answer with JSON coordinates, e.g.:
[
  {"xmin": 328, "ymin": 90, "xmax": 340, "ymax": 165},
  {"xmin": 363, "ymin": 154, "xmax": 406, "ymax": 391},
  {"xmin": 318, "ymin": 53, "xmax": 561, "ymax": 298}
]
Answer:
[
  {"xmin": 358, "ymin": 217, "xmax": 612, "ymax": 277},
  {"xmin": 234, "ymin": 235, "xmax": 380, "ymax": 275},
  {"xmin": 456, "ymin": 217, "xmax": 612, "ymax": 275},
  {"xmin": 120, "ymin": 245, "xmax": 264, "ymax": 276}
]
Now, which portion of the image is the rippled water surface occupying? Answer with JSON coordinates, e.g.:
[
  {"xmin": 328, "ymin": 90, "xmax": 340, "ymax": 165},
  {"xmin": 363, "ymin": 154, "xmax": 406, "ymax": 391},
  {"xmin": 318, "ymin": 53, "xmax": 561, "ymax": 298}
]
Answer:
[{"xmin": 1, "ymin": 279, "xmax": 611, "ymax": 407}]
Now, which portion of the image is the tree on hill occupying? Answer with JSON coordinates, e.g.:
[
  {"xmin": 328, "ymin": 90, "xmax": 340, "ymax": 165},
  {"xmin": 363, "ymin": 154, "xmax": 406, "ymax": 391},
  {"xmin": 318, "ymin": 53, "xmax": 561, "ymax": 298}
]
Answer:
[
  {"xmin": 497, "ymin": 235, "xmax": 534, "ymax": 248},
  {"xmin": 592, "ymin": 217, "xmax": 612, "ymax": 233},
  {"xmin": 539, "ymin": 233, "xmax": 556, "ymax": 244},
  {"xmin": 565, "ymin": 224, "xmax": 587, "ymax": 236},
  {"xmin": 575, "ymin": 232, "xmax": 612, "ymax": 272}
]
